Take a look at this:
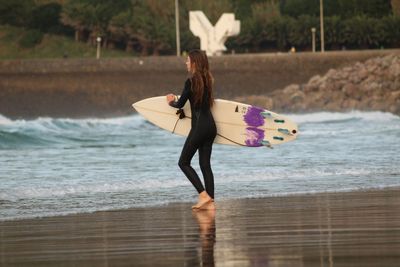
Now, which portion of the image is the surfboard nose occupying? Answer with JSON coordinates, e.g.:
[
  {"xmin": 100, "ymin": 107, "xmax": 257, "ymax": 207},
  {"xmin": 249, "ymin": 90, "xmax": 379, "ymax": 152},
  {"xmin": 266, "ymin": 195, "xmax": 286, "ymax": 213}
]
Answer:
[
  {"xmin": 132, "ymin": 99, "xmax": 143, "ymax": 109},
  {"xmin": 132, "ymin": 98, "xmax": 151, "ymax": 111}
]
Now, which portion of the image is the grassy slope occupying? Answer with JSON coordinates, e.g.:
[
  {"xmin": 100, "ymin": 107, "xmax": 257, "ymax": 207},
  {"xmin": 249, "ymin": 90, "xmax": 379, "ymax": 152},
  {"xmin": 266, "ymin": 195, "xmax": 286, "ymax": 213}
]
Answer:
[{"xmin": 0, "ymin": 25, "xmax": 130, "ymax": 60}]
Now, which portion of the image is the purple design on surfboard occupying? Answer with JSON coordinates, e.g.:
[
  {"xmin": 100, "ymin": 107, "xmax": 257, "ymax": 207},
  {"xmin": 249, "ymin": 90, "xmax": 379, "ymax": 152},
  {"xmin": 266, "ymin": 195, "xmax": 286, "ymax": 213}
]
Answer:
[
  {"xmin": 243, "ymin": 106, "xmax": 266, "ymax": 147},
  {"xmin": 243, "ymin": 106, "xmax": 265, "ymax": 127},
  {"xmin": 245, "ymin": 127, "xmax": 264, "ymax": 147}
]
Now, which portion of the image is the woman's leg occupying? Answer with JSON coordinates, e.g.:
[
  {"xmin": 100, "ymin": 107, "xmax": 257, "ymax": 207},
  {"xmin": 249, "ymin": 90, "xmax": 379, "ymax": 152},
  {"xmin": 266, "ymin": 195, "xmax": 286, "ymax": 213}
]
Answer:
[
  {"xmin": 199, "ymin": 139, "xmax": 215, "ymax": 199},
  {"xmin": 178, "ymin": 132, "xmax": 205, "ymax": 194}
]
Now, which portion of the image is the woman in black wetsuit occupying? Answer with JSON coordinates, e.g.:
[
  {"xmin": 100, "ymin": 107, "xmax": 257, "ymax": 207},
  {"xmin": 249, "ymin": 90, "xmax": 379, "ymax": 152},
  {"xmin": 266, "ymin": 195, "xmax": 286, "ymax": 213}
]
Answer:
[{"xmin": 166, "ymin": 50, "xmax": 217, "ymax": 210}]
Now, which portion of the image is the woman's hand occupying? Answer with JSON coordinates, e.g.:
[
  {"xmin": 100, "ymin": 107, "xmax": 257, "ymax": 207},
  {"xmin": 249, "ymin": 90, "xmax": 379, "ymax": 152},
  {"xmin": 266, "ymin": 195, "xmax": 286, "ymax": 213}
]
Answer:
[{"xmin": 166, "ymin": 94, "xmax": 176, "ymax": 103}]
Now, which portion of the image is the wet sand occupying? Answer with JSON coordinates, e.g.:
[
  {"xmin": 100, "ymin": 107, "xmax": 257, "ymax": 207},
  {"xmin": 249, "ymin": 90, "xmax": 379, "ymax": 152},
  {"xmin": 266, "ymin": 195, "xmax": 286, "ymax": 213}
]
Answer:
[{"xmin": 1, "ymin": 187, "xmax": 399, "ymax": 267}]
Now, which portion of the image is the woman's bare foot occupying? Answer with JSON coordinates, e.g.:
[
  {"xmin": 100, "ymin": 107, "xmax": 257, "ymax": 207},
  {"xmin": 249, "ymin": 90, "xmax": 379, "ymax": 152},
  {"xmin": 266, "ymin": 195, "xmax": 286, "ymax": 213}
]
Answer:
[
  {"xmin": 198, "ymin": 200, "xmax": 216, "ymax": 210},
  {"xmin": 192, "ymin": 191, "xmax": 214, "ymax": 210}
]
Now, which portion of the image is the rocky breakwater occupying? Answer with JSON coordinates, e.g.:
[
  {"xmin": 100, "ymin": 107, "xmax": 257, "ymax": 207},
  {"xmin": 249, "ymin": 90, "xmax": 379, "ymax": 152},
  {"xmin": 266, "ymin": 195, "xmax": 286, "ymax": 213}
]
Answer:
[{"xmin": 235, "ymin": 54, "xmax": 400, "ymax": 115}]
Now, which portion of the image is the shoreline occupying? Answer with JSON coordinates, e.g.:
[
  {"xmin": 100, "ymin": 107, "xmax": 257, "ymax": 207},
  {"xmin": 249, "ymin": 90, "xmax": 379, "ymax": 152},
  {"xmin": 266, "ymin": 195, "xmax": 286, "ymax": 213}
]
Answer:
[
  {"xmin": 1, "ymin": 185, "xmax": 399, "ymax": 223},
  {"xmin": 1, "ymin": 186, "xmax": 399, "ymax": 266}
]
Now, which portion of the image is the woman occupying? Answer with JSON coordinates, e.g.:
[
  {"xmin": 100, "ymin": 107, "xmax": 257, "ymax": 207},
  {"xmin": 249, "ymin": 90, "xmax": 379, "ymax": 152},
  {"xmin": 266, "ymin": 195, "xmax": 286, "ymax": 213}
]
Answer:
[{"xmin": 166, "ymin": 49, "xmax": 217, "ymax": 210}]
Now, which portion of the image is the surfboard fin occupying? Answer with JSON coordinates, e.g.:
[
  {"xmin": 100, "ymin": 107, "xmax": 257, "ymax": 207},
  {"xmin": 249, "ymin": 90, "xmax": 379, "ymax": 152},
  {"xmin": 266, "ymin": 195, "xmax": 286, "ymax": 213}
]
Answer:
[
  {"xmin": 260, "ymin": 111, "xmax": 272, "ymax": 118},
  {"xmin": 278, "ymin": 128, "xmax": 292, "ymax": 135},
  {"xmin": 261, "ymin": 140, "xmax": 273, "ymax": 149}
]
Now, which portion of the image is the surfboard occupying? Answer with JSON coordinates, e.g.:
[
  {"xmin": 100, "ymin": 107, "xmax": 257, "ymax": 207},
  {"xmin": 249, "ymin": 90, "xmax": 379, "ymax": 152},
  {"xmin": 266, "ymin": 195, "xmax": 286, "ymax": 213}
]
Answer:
[{"xmin": 132, "ymin": 96, "xmax": 298, "ymax": 147}]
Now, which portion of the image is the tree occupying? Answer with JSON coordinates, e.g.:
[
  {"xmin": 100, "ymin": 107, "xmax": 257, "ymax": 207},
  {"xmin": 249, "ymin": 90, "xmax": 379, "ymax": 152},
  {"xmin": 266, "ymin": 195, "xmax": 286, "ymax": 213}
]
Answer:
[
  {"xmin": 331, "ymin": 0, "xmax": 392, "ymax": 18},
  {"xmin": 280, "ymin": 0, "xmax": 319, "ymax": 17},
  {"xmin": 266, "ymin": 16, "xmax": 295, "ymax": 51},
  {"xmin": 30, "ymin": 3, "xmax": 65, "ymax": 33},
  {"xmin": 108, "ymin": 10, "xmax": 133, "ymax": 51},
  {"xmin": 245, "ymin": 1, "xmax": 281, "ymax": 51},
  {"xmin": 61, "ymin": 0, "xmax": 130, "ymax": 45},
  {"xmin": 181, "ymin": 0, "xmax": 233, "ymax": 24},
  {"xmin": 343, "ymin": 15, "xmax": 381, "ymax": 48},
  {"xmin": 61, "ymin": 1, "xmax": 89, "ymax": 41},
  {"xmin": 324, "ymin": 16, "xmax": 344, "ymax": 49},
  {"xmin": 288, "ymin": 15, "xmax": 319, "ymax": 49},
  {"xmin": 109, "ymin": 0, "xmax": 176, "ymax": 55},
  {"xmin": 379, "ymin": 15, "xmax": 400, "ymax": 47},
  {"xmin": 0, "ymin": 0, "xmax": 35, "ymax": 26}
]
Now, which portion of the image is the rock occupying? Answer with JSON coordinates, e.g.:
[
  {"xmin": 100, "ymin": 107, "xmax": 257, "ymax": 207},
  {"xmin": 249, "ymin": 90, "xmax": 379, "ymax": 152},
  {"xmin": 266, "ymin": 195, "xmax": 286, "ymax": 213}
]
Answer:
[
  {"xmin": 350, "ymin": 73, "xmax": 362, "ymax": 84},
  {"xmin": 389, "ymin": 63, "xmax": 400, "ymax": 77},
  {"xmin": 342, "ymin": 67, "xmax": 352, "ymax": 72},
  {"xmin": 303, "ymin": 84, "xmax": 319, "ymax": 93},
  {"xmin": 370, "ymin": 100, "xmax": 387, "ymax": 111},
  {"xmin": 366, "ymin": 64, "xmax": 378, "ymax": 73},
  {"xmin": 391, "ymin": 90, "xmax": 400, "ymax": 100},
  {"xmin": 290, "ymin": 91, "xmax": 306, "ymax": 103},
  {"xmin": 358, "ymin": 69, "xmax": 369, "ymax": 80},
  {"xmin": 308, "ymin": 75, "xmax": 321, "ymax": 85},
  {"xmin": 283, "ymin": 84, "xmax": 300, "ymax": 95},
  {"xmin": 389, "ymin": 104, "xmax": 400, "ymax": 114},
  {"xmin": 341, "ymin": 99, "xmax": 359, "ymax": 109},
  {"xmin": 361, "ymin": 82, "xmax": 380, "ymax": 93},
  {"xmin": 381, "ymin": 58, "xmax": 391, "ymax": 68},
  {"xmin": 326, "ymin": 69, "xmax": 337, "ymax": 78},
  {"xmin": 342, "ymin": 84, "xmax": 359, "ymax": 97},
  {"xmin": 259, "ymin": 54, "xmax": 400, "ymax": 115},
  {"xmin": 263, "ymin": 96, "xmax": 274, "ymax": 109}
]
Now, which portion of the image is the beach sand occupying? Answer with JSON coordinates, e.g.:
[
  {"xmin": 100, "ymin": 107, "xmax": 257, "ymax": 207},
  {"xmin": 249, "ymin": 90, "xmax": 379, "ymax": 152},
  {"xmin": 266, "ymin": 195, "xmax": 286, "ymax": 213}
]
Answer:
[{"xmin": 1, "ymin": 188, "xmax": 399, "ymax": 267}]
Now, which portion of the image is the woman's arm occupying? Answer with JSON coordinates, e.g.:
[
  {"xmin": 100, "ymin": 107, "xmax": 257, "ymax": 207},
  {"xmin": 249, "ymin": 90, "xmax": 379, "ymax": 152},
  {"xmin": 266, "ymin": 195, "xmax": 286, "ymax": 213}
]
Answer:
[{"xmin": 167, "ymin": 79, "xmax": 191, "ymax": 109}]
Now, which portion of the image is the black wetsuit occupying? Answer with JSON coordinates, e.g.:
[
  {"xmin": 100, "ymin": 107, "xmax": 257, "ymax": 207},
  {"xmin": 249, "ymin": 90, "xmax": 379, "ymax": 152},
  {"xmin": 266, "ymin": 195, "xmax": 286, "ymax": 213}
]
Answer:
[{"xmin": 169, "ymin": 78, "xmax": 217, "ymax": 199}]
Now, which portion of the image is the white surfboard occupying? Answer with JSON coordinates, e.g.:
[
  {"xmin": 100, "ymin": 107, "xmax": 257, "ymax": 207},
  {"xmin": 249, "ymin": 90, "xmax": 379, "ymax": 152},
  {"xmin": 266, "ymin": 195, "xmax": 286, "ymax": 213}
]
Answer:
[{"xmin": 132, "ymin": 96, "xmax": 298, "ymax": 147}]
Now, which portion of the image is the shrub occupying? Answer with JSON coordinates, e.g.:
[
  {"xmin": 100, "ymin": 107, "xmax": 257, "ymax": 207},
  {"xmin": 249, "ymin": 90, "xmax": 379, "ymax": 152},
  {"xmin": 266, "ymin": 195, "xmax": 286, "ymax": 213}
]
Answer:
[
  {"xmin": 288, "ymin": 15, "xmax": 319, "ymax": 49},
  {"xmin": 18, "ymin": 29, "xmax": 43, "ymax": 48},
  {"xmin": 265, "ymin": 16, "xmax": 296, "ymax": 51},
  {"xmin": 324, "ymin": 16, "xmax": 344, "ymax": 49},
  {"xmin": 379, "ymin": 15, "xmax": 400, "ymax": 48},
  {"xmin": 342, "ymin": 15, "xmax": 381, "ymax": 48}
]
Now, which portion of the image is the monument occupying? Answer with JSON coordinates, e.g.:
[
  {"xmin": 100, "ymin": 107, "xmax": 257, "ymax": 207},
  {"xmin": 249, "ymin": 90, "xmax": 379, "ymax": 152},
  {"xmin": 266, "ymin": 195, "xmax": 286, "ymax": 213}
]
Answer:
[{"xmin": 189, "ymin": 11, "xmax": 240, "ymax": 56}]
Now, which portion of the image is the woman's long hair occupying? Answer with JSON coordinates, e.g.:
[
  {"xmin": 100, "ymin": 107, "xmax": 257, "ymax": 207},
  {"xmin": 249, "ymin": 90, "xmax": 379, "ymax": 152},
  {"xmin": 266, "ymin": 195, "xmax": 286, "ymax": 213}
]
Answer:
[{"xmin": 188, "ymin": 50, "xmax": 214, "ymax": 108}]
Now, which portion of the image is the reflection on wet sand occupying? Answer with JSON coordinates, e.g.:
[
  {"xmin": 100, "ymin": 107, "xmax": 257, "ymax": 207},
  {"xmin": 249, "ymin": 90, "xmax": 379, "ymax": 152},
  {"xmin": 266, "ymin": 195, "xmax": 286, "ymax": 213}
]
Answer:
[
  {"xmin": 0, "ymin": 188, "xmax": 400, "ymax": 266},
  {"xmin": 192, "ymin": 209, "xmax": 216, "ymax": 267},
  {"xmin": 317, "ymin": 194, "xmax": 333, "ymax": 267}
]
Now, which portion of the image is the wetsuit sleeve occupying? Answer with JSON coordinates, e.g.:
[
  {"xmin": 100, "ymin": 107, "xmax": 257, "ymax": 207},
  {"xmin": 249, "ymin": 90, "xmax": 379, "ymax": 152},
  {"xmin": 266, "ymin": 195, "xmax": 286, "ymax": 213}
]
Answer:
[{"xmin": 169, "ymin": 79, "xmax": 191, "ymax": 109}]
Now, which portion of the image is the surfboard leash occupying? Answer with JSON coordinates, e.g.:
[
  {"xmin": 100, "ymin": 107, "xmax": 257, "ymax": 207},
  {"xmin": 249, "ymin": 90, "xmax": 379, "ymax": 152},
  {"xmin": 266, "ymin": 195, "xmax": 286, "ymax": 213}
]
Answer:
[
  {"xmin": 216, "ymin": 133, "xmax": 246, "ymax": 146},
  {"xmin": 172, "ymin": 109, "xmax": 187, "ymax": 134}
]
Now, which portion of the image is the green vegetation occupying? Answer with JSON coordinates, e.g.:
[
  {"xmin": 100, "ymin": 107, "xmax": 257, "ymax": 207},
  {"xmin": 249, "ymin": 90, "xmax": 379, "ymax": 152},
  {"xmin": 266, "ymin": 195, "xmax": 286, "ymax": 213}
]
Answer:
[
  {"xmin": 0, "ymin": 0, "xmax": 399, "ymax": 59},
  {"xmin": 0, "ymin": 25, "xmax": 129, "ymax": 59}
]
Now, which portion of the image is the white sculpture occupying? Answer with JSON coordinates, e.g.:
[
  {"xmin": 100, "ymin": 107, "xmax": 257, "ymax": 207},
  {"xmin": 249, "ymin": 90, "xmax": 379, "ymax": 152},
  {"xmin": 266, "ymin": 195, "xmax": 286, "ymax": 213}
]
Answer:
[{"xmin": 189, "ymin": 11, "xmax": 240, "ymax": 56}]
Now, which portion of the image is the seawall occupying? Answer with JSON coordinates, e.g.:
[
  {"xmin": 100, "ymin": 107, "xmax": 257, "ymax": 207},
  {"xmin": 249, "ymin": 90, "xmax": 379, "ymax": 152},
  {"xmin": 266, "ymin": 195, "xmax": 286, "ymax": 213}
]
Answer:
[{"xmin": 0, "ymin": 49, "xmax": 398, "ymax": 119}]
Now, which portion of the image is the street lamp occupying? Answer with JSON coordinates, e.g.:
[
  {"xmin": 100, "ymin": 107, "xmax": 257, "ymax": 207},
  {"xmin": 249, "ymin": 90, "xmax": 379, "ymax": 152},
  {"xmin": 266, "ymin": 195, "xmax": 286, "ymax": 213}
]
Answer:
[
  {"xmin": 320, "ymin": 0, "xmax": 325, "ymax": 52},
  {"xmin": 311, "ymin": 27, "xmax": 316, "ymax": 53},
  {"xmin": 96, "ymin": 36, "xmax": 101, "ymax": 59},
  {"xmin": 175, "ymin": 0, "xmax": 181, "ymax": 56}
]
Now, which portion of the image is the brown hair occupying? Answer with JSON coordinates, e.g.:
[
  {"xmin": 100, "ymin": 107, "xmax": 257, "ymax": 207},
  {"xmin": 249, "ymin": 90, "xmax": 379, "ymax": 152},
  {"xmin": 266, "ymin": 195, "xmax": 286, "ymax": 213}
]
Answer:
[{"xmin": 188, "ymin": 49, "xmax": 214, "ymax": 108}]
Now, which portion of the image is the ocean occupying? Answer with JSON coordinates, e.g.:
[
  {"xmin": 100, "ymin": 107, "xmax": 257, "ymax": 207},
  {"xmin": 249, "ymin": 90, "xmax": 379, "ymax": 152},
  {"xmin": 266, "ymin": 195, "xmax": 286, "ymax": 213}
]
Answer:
[{"xmin": 0, "ymin": 111, "xmax": 399, "ymax": 221}]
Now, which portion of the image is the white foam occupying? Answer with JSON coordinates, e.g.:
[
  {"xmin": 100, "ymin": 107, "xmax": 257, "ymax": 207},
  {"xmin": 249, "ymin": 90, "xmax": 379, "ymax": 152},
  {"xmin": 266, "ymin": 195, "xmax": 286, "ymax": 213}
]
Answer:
[
  {"xmin": 287, "ymin": 111, "xmax": 399, "ymax": 124},
  {"xmin": 0, "ymin": 177, "xmax": 188, "ymax": 201},
  {"xmin": 2, "ymin": 111, "xmax": 397, "ymax": 133},
  {"xmin": 0, "ymin": 114, "xmax": 146, "ymax": 133},
  {"xmin": 2, "ymin": 166, "xmax": 391, "ymax": 202},
  {"xmin": 0, "ymin": 114, "xmax": 12, "ymax": 125}
]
